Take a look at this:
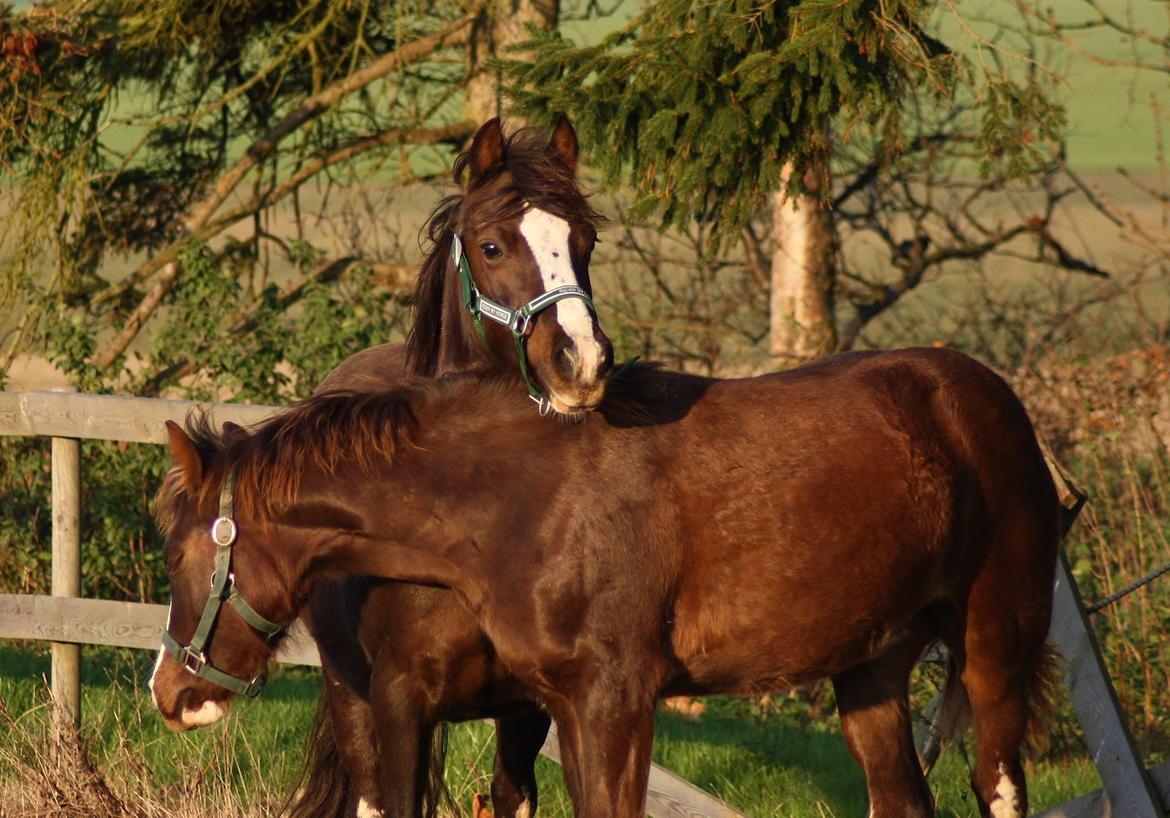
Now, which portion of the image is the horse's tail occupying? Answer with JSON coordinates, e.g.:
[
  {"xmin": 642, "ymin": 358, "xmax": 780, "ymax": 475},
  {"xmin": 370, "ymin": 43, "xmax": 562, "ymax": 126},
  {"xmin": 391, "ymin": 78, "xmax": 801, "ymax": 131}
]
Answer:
[
  {"xmin": 281, "ymin": 689, "xmax": 351, "ymax": 818},
  {"xmin": 919, "ymin": 652, "xmax": 972, "ymax": 774},
  {"xmin": 1022, "ymin": 641, "xmax": 1063, "ymax": 752},
  {"xmin": 421, "ymin": 723, "xmax": 452, "ymax": 818},
  {"xmin": 923, "ymin": 640, "xmax": 1062, "ymax": 772}
]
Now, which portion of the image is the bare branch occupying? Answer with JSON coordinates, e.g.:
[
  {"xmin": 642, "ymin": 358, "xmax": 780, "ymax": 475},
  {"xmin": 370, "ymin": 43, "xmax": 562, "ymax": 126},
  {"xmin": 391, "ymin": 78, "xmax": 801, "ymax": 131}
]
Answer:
[{"xmin": 91, "ymin": 13, "xmax": 476, "ymax": 313}]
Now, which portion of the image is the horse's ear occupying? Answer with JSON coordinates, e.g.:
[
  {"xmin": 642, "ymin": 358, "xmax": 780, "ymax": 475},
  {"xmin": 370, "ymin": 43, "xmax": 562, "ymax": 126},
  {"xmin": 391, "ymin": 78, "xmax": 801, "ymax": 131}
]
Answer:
[
  {"xmin": 165, "ymin": 420, "xmax": 203, "ymax": 494},
  {"xmin": 468, "ymin": 117, "xmax": 505, "ymax": 181},
  {"xmin": 222, "ymin": 421, "xmax": 246, "ymax": 441},
  {"xmin": 548, "ymin": 114, "xmax": 578, "ymax": 175}
]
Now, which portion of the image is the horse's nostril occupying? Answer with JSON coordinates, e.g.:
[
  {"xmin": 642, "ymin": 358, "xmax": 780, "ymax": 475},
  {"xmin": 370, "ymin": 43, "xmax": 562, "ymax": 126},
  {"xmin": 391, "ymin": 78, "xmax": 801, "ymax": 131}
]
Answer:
[{"xmin": 560, "ymin": 345, "xmax": 579, "ymax": 374}]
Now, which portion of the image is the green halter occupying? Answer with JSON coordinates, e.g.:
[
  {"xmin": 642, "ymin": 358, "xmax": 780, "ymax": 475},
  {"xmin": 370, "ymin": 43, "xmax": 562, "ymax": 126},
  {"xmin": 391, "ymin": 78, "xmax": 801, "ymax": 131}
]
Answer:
[
  {"xmin": 452, "ymin": 233, "xmax": 597, "ymax": 416},
  {"xmin": 161, "ymin": 472, "xmax": 287, "ymax": 698}
]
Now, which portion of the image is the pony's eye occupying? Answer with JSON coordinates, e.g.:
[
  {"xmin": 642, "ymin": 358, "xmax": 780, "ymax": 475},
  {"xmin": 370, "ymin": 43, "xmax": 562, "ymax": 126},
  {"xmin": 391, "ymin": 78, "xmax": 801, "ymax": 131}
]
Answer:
[{"xmin": 480, "ymin": 242, "xmax": 502, "ymax": 260}]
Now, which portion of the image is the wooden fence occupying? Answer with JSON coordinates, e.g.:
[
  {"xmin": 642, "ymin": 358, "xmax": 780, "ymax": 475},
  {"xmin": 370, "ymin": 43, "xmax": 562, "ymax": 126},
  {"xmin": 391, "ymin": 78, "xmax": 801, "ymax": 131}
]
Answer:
[{"xmin": 0, "ymin": 388, "xmax": 1167, "ymax": 818}]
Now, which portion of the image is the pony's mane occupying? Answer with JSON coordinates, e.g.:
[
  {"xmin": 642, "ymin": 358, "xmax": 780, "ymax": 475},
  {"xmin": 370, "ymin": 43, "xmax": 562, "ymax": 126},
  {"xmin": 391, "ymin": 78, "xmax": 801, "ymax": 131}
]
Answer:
[
  {"xmin": 151, "ymin": 361, "xmax": 675, "ymax": 532},
  {"xmin": 405, "ymin": 124, "xmax": 607, "ymax": 376},
  {"xmin": 154, "ymin": 390, "xmax": 424, "ymax": 528}
]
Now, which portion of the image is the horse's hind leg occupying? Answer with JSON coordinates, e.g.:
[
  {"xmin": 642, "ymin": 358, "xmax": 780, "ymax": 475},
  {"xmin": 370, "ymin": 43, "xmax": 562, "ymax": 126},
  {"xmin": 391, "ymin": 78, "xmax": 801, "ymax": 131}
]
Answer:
[
  {"xmin": 832, "ymin": 620, "xmax": 938, "ymax": 818},
  {"xmin": 490, "ymin": 707, "xmax": 552, "ymax": 818},
  {"xmin": 370, "ymin": 666, "xmax": 442, "ymax": 818},
  {"xmin": 961, "ymin": 511, "xmax": 1058, "ymax": 817},
  {"xmin": 320, "ymin": 663, "xmax": 384, "ymax": 818}
]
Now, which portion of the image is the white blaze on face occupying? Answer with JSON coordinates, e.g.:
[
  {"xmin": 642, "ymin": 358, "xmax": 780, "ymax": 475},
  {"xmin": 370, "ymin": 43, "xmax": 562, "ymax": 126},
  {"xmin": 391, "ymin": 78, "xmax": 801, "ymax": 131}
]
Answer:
[
  {"xmin": 989, "ymin": 763, "xmax": 1022, "ymax": 818},
  {"xmin": 517, "ymin": 207, "xmax": 603, "ymax": 382},
  {"xmin": 356, "ymin": 797, "xmax": 384, "ymax": 818},
  {"xmin": 148, "ymin": 603, "xmax": 173, "ymax": 707}
]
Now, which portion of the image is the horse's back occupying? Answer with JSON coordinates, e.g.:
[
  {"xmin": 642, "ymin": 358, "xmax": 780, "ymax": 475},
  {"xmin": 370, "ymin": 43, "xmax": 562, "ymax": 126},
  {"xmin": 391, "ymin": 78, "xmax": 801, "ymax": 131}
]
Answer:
[{"xmin": 314, "ymin": 342, "xmax": 409, "ymax": 395}]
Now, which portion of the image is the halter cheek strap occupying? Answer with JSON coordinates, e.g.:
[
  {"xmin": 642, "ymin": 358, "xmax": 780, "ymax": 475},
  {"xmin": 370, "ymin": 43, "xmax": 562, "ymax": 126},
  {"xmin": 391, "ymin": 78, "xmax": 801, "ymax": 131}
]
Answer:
[
  {"xmin": 452, "ymin": 233, "xmax": 596, "ymax": 416},
  {"xmin": 161, "ymin": 472, "xmax": 287, "ymax": 699}
]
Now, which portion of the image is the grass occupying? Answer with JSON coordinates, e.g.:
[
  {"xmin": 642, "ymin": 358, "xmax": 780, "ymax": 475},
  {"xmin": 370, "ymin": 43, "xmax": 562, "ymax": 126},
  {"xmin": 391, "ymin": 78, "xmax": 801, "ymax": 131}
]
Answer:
[{"xmin": 0, "ymin": 643, "xmax": 1103, "ymax": 817}]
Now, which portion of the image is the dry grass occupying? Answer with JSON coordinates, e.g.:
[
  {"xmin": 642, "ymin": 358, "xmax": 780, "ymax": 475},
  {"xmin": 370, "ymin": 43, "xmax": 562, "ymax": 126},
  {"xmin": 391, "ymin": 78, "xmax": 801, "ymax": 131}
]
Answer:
[{"xmin": 0, "ymin": 693, "xmax": 284, "ymax": 818}]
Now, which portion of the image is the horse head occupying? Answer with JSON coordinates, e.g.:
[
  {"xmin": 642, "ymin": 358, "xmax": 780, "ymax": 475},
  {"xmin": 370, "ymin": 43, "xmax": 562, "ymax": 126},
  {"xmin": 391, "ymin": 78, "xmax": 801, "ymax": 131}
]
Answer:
[
  {"xmin": 407, "ymin": 116, "xmax": 614, "ymax": 415},
  {"xmin": 148, "ymin": 420, "xmax": 291, "ymax": 731}
]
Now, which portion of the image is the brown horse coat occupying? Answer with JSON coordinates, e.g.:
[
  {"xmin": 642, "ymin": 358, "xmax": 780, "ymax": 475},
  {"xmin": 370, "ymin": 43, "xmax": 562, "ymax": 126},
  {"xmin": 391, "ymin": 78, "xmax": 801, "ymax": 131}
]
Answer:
[{"xmin": 153, "ymin": 347, "xmax": 1060, "ymax": 818}]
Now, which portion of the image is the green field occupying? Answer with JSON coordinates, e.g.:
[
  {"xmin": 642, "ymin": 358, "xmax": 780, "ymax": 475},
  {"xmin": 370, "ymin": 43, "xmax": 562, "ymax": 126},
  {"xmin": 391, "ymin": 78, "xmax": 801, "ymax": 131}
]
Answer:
[{"xmin": 0, "ymin": 643, "xmax": 1103, "ymax": 817}]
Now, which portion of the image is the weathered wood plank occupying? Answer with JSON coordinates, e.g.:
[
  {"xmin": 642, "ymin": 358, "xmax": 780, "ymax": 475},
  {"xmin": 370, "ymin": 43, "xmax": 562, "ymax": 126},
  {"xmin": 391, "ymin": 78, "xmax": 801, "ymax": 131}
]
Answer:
[
  {"xmin": 539, "ymin": 723, "xmax": 747, "ymax": 818},
  {"xmin": 0, "ymin": 594, "xmax": 321, "ymax": 666},
  {"xmin": 0, "ymin": 391, "xmax": 280, "ymax": 444},
  {"xmin": 1049, "ymin": 551, "xmax": 1167, "ymax": 818},
  {"xmin": 1031, "ymin": 757, "xmax": 1170, "ymax": 818},
  {"xmin": 50, "ymin": 420, "xmax": 82, "ymax": 730}
]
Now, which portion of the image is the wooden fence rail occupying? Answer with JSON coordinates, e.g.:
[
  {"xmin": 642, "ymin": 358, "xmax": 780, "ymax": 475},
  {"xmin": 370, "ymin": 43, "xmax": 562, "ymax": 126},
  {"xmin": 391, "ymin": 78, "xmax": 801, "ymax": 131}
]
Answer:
[{"xmin": 2, "ymin": 389, "xmax": 1168, "ymax": 818}]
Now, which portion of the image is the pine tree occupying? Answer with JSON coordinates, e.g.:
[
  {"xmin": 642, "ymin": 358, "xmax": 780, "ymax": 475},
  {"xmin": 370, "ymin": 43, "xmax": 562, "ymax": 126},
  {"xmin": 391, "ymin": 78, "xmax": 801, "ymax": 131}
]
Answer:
[
  {"xmin": 504, "ymin": 0, "xmax": 1066, "ymax": 360},
  {"xmin": 0, "ymin": 0, "xmax": 478, "ymax": 387}
]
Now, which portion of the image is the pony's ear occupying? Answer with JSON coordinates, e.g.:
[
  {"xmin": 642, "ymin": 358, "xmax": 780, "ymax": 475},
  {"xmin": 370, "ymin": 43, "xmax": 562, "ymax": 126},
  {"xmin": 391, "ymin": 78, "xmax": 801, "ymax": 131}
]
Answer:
[
  {"xmin": 222, "ymin": 421, "xmax": 246, "ymax": 442},
  {"xmin": 165, "ymin": 420, "xmax": 203, "ymax": 494},
  {"xmin": 468, "ymin": 117, "xmax": 505, "ymax": 181},
  {"xmin": 548, "ymin": 114, "xmax": 578, "ymax": 175}
]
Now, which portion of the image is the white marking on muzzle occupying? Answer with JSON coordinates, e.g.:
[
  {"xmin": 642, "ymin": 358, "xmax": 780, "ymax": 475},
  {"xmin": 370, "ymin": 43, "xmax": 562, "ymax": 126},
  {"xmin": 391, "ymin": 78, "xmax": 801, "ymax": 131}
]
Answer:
[
  {"xmin": 180, "ymin": 698, "xmax": 227, "ymax": 728},
  {"xmin": 518, "ymin": 208, "xmax": 603, "ymax": 383}
]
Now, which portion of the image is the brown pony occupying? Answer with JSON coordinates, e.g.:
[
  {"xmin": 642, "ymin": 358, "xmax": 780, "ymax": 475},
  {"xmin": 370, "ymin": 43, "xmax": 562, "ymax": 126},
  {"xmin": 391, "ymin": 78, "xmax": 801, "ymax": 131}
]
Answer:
[
  {"xmin": 154, "ymin": 114, "xmax": 611, "ymax": 818},
  {"xmin": 149, "ymin": 348, "xmax": 1061, "ymax": 818},
  {"xmin": 297, "ymin": 114, "xmax": 611, "ymax": 818}
]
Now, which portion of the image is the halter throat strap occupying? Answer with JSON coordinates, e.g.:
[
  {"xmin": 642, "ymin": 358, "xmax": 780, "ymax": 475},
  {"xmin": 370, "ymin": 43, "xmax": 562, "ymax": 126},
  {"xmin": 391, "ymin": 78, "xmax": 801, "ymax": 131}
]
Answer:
[
  {"xmin": 452, "ymin": 233, "xmax": 595, "ymax": 416},
  {"xmin": 161, "ymin": 471, "xmax": 287, "ymax": 699}
]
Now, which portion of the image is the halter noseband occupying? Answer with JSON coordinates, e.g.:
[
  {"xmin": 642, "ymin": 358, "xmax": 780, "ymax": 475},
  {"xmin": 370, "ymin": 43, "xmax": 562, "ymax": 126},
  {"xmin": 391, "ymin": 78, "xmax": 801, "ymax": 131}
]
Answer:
[
  {"xmin": 452, "ymin": 233, "xmax": 596, "ymax": 416},
  {"xmin": 161, "ymin": 472, "xmax": 287, "ymax": 699}
]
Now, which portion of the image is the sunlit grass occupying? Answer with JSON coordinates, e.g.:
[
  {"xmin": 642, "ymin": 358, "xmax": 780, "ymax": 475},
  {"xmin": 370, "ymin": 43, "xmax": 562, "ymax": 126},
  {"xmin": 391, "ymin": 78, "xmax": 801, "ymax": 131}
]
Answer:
[{"xmin": 1, "ymin": 643, "xmax": 1104, "ymax": 817}]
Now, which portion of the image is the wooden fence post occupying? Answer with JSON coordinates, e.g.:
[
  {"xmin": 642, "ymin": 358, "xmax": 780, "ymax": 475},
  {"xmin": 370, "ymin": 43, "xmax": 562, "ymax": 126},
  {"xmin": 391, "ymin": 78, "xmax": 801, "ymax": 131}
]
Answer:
[{"xmin": 50, "ymin": 385, "xmax": 81, "ymax": 733}]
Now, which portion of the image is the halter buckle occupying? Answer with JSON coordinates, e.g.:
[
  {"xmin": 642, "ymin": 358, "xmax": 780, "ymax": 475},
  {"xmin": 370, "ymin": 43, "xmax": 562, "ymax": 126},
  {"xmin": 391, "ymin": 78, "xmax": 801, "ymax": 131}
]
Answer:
[
  {"xmin": 181, "ymin": 648, "xmax": 208, "ymax": 676},
  {"xmin": 210, "ymin": 516, "xmax": 237, "ymax": 547},
  {"xmin": 509, "ymin": 312, "xmax": 532, "ymax": 337}
]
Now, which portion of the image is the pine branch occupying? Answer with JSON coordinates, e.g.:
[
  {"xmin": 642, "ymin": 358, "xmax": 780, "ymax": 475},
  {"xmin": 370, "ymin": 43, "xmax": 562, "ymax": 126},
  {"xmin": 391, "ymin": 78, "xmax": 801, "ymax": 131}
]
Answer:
[
  {"xmin": 87, "ymin": 13, "xmax": 476, "ymax": 373},
  {"xmin": 206, "ymin": 121, "xmax": 476, "ymax": 234}
]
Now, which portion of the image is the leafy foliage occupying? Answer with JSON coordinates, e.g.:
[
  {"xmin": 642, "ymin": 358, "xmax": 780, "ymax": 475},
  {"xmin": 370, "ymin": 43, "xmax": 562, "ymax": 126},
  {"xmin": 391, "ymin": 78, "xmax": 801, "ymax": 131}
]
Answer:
[{"xmin": 504, "ymin": 0, "xmax": 1062, "ymax": 244}]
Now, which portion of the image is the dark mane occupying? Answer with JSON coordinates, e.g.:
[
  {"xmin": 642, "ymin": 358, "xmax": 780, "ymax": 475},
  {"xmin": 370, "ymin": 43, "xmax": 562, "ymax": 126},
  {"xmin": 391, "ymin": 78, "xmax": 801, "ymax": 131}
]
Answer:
[
  {"xmin": 151, "ymin": 361, "xmax": 685, "ymax": 532},
  {"xmin": 153, "ymin": 391, "xmax": 424, "ymax": 527},
  {"xmin": 404, "ymin": 124, "xmax": 607, "ymax": 376}
]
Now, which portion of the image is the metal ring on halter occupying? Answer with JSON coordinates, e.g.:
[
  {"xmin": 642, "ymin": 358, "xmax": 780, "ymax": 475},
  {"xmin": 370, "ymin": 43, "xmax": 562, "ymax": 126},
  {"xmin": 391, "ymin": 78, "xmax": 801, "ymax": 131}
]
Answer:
[
  {"xmin": 211, "ymin": 516, "xmax": 237, "ymax": 547},
  {"xmin": 509, "ymin": 311, "xmax": 532, "ymax": 337}
]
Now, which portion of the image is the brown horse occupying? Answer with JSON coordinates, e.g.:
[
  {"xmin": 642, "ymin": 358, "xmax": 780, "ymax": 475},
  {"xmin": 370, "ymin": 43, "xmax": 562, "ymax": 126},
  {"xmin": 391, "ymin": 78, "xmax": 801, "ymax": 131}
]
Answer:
[
  {"xmin": 151, "ymin": 114, "xmax": 612, "ymax": 818},
  {"xmin": 149, "ymin": 348, "xmax": 1061, "ymax": 818},
  {"xmin": 299, "ymin": 114, "xmax": 613, "ymax": 818}
]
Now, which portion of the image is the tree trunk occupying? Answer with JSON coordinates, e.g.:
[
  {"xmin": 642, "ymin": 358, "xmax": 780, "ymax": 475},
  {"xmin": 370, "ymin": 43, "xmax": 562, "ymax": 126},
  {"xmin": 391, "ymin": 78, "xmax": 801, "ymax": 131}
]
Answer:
[
  {"xmin": 769, "ymin": 162, "xmax": 837, "ymax": 363},
  {"xmin": 465, "ymin": 0, "xmax": 559, "ymax": 124}
]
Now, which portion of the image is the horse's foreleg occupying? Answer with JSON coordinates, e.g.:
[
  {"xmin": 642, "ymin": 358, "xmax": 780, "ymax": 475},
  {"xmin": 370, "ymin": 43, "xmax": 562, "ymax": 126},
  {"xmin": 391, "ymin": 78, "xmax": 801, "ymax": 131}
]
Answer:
[
  {"xmin": 490, "ymin": 706, "xmax": 551, "ymax": 818},
  {"xmin": 832, "ymin": 630, "xmax": 936, "ymax": 818},
  {"xmin": 549, "ymin": 684, "xmax": 656, "ymax": 818},
  {"xmin": 369, "ymin": 668, "xmax": 439, "ymax": 818}
]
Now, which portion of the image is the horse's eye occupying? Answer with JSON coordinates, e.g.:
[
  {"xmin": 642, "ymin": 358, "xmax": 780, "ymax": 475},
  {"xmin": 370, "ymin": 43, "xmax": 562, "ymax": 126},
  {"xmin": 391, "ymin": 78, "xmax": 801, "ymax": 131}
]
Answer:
[{"xmin": 480, "ymin": 242, "xmax": 502, "ymax": 260}]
